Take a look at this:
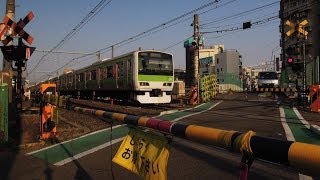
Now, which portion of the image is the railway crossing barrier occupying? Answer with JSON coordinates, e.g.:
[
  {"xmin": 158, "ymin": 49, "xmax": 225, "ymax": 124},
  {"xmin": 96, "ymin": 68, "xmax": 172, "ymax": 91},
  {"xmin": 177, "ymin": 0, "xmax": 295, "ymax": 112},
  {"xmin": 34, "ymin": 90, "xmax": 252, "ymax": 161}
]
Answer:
[
  {"xmin": 44, "ymin": 95, "xmax": 320, "ymax": 178},
  {"xmin": 309, "ymin": 85, "xmax": 320, "ymax": 112},
  {"xmin": 70, "ymin": 105, "xmax": 319, "ymax": 178},
  {"xmin": 255, "ymin": 87, "xmax": 297, "ymax": 92}
]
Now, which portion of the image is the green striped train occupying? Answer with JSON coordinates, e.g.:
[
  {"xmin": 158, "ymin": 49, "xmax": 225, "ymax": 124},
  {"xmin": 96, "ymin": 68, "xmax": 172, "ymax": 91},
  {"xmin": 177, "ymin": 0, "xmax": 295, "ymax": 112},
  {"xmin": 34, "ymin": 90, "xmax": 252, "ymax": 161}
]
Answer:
[{"xmin": 47, "ymin": 50, "xmax": 174, "ymax": 104}]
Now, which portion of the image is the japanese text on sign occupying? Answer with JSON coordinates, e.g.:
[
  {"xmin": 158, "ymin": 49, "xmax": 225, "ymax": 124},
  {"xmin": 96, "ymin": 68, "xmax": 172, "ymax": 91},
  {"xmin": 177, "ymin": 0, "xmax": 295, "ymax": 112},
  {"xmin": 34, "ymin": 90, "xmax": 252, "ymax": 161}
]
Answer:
[{"xmin": 112, "ymin": 128, "xmax": 169, "ymax": 180}]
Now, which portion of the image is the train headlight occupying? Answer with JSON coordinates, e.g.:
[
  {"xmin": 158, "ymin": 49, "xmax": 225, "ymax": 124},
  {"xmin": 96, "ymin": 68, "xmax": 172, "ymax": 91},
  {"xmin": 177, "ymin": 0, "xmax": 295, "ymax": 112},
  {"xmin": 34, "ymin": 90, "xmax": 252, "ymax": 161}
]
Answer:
[
  {"xmin": 163, "ymin": 83, "xmax": 172, "ymax": 86},
  {"xmin": 139, "ymin": 82, "xmax": 150, "ymax": 86}
]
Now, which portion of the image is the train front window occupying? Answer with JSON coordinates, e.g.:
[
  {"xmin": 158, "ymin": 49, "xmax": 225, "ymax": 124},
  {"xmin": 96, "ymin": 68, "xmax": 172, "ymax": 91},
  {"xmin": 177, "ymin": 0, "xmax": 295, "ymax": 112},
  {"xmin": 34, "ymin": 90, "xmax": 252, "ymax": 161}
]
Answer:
[{"xmin": 138, "ymin": 52, "xmax": 173, "ymax": 75}]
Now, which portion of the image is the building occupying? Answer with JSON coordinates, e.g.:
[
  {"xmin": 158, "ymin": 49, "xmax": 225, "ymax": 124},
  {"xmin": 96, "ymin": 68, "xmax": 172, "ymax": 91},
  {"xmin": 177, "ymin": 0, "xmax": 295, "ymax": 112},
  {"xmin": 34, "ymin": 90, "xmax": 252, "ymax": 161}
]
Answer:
[
  {"xmin": 199, "ymin": 45, "xmax": 224, "ymax": 75},
  {"xmin": 215, "ymin": 50, "xmax": 242, "ymax": 80},
  {"xmin": 215, "ymin": 50, "xmax": 243, "ymax": 92},
  {"xmin": 280, "ymin": 0, "xmax": 320, "ymax": 86}
]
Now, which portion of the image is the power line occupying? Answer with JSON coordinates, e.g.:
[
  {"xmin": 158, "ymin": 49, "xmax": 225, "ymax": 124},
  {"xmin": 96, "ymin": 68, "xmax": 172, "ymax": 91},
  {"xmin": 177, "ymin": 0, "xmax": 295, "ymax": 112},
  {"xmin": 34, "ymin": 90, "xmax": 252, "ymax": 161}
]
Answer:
[
  {"xmin": 35, "ymin": 0, "xmax": 238, "ymax": 82},
  {"xmin": 162, "ymin": 16, "xmax": 279, "ymax": 51},
  {"xmin": 27, "ymin": 0, "xmax": 113, "ymax": 77},
  {"xmin": 201, "ymin": 15, "xmax": 278, "ymax": 34},
  {"xmin": 34, "ymin": 49, "xmax": 92, "ymax": 55},
  {"xmin": 200, "ymin": 1, "xmax": 279, "ymax": 27}
]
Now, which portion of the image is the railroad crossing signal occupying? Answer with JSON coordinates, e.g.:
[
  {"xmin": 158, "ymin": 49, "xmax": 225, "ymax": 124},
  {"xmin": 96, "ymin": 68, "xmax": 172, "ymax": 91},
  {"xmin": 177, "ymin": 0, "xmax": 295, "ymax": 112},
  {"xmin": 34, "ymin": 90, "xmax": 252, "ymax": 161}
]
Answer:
[
  {"xmin": 285, "ymin": 19, "xmax": 308, "ymax": 37},
  {"xmin": 1, "ymin": 11, "xmax": 34, "ymax": 45}
]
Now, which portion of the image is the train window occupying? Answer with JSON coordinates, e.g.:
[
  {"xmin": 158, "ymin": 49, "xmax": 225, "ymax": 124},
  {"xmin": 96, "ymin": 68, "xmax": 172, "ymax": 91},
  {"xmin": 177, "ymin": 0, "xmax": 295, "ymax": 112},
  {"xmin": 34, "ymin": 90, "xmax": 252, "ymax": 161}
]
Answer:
[
  {"xmin": 107, "ymin": 66, "xmax": 113, "ymax": 78},
  {"xmin": 127, "ymin": 59, "xmax": 132, "ymax": 75},
  {"xmin": 101, "ymin": 67, "xmax": 107, "ymax": 79},
  {"xmin": 91, "ymin": 70, "xmax": 96, "ymax": 80},
  {"xmin": 80, "ymin": 73, "xmax": 84, "ymax": 82},
  {"xmin": 69, "ymin": 76, "xmax": 73, "ymax": 83},
  {"xmin": 117, "ymin": 62, "xmax": 124, "ymax": 77},
  {"xmin": 86, "ymin": 72, "xmax": 91, "ymax": 81}
]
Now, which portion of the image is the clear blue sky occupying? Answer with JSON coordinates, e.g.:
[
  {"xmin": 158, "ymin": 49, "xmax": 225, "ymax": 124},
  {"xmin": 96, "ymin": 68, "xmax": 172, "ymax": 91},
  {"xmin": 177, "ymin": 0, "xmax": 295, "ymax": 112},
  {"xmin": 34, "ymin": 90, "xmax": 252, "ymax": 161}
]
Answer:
[{"xmin": 0, "ymin": 0, "xmax": 281, "ymax": 83}]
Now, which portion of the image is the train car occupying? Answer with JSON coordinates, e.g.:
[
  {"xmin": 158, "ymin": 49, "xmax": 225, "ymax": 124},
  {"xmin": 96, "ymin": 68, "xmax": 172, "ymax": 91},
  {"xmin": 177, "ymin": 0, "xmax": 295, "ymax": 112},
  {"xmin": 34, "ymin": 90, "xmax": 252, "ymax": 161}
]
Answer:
[{"xmin": 54, "ymin": 50, "xmax": 174, "ymax": 104}]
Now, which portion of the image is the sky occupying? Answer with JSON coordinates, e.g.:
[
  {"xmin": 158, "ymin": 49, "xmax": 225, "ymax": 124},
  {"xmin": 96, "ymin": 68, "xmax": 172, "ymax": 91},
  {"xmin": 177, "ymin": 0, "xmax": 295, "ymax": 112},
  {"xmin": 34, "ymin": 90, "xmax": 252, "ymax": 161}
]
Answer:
[{"xmin": 0, "ymin": 0, "xmax": 281, "ymax": 83}]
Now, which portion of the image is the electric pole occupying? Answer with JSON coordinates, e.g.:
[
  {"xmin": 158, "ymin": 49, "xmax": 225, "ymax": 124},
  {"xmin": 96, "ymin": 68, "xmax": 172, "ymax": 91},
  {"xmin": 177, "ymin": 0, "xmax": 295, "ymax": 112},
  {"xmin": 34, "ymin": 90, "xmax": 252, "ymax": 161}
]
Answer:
[{"xmin": 193, "ymin": 14, "xmax": 199, "ymax": 86}]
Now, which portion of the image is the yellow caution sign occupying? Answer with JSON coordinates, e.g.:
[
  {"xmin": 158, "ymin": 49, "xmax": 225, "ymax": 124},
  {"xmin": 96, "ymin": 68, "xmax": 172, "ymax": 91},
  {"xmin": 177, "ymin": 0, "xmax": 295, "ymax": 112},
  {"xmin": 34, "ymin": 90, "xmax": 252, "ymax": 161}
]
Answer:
[{"xmin": 113, "ymin": 128, "xmax": 170, "ymax": 180}]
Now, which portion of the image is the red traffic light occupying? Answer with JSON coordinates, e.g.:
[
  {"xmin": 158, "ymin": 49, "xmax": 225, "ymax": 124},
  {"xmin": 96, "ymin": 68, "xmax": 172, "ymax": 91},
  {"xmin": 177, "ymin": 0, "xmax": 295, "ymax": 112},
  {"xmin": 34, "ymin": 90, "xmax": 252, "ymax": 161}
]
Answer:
[{"xmin": 287, "ymin": 57, "xmax": 293, "ymax": 64}]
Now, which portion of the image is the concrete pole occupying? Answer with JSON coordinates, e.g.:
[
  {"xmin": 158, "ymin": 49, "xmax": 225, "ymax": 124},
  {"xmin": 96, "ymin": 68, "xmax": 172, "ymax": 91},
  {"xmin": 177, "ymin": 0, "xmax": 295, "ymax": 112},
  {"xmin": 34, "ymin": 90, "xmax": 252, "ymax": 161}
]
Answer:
[{"xmin": 193, "ymin": 14, "xmax": 199, "ymax": 86}]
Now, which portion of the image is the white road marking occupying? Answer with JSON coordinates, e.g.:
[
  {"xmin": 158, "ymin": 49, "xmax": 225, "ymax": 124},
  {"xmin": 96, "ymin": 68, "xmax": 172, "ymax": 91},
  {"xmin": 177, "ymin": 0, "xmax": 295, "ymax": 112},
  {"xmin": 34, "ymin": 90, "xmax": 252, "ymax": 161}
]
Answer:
[{"xmin": 279, "ymin": 106, "xmax": 313, "ymax": 180}]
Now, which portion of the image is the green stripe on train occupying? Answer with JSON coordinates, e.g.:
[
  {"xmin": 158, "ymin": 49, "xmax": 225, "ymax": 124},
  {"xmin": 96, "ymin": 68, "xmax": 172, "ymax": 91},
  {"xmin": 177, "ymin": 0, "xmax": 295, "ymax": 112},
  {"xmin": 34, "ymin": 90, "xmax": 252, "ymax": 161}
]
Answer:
[{"xmin": 138, "ymin": 75, "xmax": 173, "ymax": 82}]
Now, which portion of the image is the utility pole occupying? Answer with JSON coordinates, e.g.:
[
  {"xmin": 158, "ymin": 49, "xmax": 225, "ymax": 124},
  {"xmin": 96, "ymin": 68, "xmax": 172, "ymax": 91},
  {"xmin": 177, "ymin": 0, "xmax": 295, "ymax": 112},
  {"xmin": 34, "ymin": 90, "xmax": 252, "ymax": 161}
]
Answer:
[
  {"xmin": 193, "ymin": 14, "xmax": 199, "ymax": 86},
  {"xmin": 192, "ymin": 14, "xmax": 201, "ymax": 104}
]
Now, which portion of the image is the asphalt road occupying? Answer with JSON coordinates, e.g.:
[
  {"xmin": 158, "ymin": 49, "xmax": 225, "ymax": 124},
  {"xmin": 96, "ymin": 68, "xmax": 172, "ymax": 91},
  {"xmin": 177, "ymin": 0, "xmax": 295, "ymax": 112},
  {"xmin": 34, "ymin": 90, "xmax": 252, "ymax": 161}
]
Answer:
[{"xmin": 2, "ymin": 92, "xmax": 319, "ymax": 180}]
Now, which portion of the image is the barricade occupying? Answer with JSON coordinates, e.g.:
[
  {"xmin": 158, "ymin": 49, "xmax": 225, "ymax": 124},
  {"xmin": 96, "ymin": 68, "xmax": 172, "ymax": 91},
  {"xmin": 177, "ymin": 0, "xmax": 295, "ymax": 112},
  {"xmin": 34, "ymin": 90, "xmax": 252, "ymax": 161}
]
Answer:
[{"xmin": 309, "ymin": 85, "xmax": 320, "ymax": 112}]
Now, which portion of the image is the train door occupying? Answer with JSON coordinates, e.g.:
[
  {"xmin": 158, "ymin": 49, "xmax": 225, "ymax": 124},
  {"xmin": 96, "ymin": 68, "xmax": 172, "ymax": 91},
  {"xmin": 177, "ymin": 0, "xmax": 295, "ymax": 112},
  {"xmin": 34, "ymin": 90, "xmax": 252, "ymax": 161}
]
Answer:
[
  {"xmin": 127, "ymin": 58, "xmax": 133, "ymax": 88},
  {"xmin": 116, "ymin": 62, "xmax": 125, "ymax": 89}
]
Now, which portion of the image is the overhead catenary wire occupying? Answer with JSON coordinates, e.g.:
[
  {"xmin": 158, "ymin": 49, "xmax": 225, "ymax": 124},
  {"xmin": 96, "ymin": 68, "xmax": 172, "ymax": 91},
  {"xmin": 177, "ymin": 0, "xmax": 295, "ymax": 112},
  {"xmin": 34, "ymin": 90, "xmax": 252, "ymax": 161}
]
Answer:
[
  {"xmin": 200, "ymin": 1, "xmax": 280, "ymax": 27},
  {"xmin": 162, "ymin": 15, "xmax": 279, "ymax": 51},
  {"xmin": 34, "ymin": 0, "xmax": 238, "ymax": 83},
  {"xmin": 27, "ymin": 0, "xmax": 113, "ymax": 77}
]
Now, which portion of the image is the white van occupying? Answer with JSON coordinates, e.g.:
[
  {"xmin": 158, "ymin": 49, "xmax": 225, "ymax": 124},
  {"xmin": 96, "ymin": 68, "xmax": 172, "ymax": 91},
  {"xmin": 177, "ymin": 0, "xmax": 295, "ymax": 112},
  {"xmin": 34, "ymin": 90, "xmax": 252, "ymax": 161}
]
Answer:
[{"xmin": 257, "ymin": 71, "xmax": 279, "ymax": 88}]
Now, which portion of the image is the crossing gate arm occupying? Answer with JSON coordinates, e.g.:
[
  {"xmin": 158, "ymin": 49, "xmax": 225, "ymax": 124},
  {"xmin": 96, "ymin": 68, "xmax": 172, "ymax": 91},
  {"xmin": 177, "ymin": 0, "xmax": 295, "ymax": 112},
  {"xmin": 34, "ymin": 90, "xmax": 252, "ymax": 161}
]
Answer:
[{"xmin": 48, "ymin": 94, "xmax": 320, "ymax": 177}]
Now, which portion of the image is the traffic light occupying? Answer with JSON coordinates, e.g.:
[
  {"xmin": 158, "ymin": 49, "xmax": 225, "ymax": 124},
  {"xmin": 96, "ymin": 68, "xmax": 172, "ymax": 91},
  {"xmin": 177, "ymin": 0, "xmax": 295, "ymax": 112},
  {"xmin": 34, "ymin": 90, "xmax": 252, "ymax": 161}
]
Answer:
[
  {"xmin": 243, "ymin": 21, "xmax": 251, "ymax": 29},
  {"xmin": 287, "ymin": 57, "xmax": 294, "ymax": 65}
]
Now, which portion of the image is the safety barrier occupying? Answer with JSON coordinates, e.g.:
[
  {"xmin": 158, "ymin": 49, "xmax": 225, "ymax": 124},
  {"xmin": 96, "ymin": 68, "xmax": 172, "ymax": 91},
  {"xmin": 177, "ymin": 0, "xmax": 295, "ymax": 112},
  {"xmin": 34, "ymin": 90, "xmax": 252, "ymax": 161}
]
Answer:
[
  {"xmin": 200, "ymin": 74, "xmax": 218, "ymax": 102},
  {"xmin": 255, "ymin": 87, "xmax": 297, "ymax": 92},
  {"xmin": 309, "ymin": 85, "xmax": 320, "ymax": 112},
  {"xmin": 69, "ymin": 103, "xmax": 319, "ymax": 177},
  {"xmin": 44, "ymin": 95, "xmax": 320, "ymax": 177}
]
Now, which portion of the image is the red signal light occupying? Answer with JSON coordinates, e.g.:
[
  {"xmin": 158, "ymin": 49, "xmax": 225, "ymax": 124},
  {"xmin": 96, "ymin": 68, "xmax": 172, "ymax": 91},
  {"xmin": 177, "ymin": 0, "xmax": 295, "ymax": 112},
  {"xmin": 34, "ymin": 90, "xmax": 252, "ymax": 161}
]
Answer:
[{"xmin": 287, "ymin": 57, "xmax": 293, "ymax": 64}]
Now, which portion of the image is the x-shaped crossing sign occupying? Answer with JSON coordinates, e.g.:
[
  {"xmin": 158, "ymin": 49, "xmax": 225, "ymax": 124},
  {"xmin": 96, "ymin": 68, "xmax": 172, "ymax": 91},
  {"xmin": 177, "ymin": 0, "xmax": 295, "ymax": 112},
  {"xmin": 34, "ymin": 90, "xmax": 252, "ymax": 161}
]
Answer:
[
  {"xmin": 0, "ymin": 11, "xmax": 34, "ymax": 45},
  {"xmin": 285, "ymin": 19, "xmax": 308, "ymax": 37}
]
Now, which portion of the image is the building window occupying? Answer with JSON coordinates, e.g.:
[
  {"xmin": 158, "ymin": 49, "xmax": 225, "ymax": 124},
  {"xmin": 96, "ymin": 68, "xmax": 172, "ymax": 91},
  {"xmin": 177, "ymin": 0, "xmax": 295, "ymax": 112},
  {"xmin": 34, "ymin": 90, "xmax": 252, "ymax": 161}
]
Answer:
[
  {"xmin": 216, "ymin": 58, "xmax": 219, "ymax": 64},
  {"xmin": 220, "ymin": 68, "xmax": 223, "ymax": 72}
]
